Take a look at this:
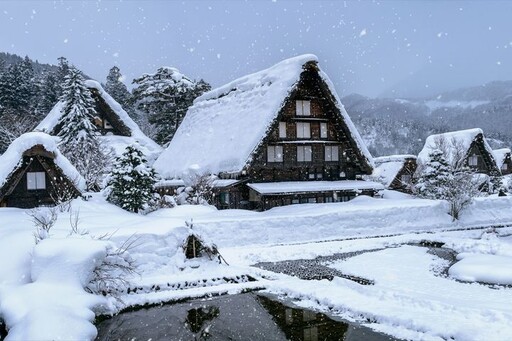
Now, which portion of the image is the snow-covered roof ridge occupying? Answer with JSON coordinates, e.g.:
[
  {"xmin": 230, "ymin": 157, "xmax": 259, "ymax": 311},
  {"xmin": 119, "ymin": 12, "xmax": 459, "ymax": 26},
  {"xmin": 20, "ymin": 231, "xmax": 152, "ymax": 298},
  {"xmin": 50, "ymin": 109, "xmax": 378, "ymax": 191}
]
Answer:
[
  {"xmin": 374, "ymin": 154, "xmax": 417, "ymax": 165},
  {"xmin": 0, "ymin": 132, "xmax": 86, "ymax": 191},
  {"xmin": 154, "ymin": 54, "xmax": 372, "ymax": 178},
  {"xmin": 493, "ymin": 148, "xmax": 511, "ymax": 168},
  {"xmin": 417, "ymin": 128, "xmax": 494, "ymax": 166}
]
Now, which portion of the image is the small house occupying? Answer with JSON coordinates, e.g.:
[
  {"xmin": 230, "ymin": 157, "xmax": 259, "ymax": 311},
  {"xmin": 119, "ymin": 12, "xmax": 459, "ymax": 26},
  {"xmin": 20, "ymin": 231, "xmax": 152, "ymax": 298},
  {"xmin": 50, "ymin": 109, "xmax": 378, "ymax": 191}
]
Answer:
[
  {"xmin": 0, "ymin": 132, "xmax": 85, "ymax": 208},
  {"xmin": 35, "ymin": 80, "xmax": 162, "ymax": 162},
  {"xmin": 493, "ymin": 148, "xmax": 512, "ymax": 175},
  {"xmin": 154, "ymin": 54, "xmax": 383, "ymax": 210},
  {"xmin": 417, "ymin": 128, "xmax": 499, "ymax": 175},
  {"xmin": 370, "ymin": 155, "xmax": 417, "ymax": 193}
]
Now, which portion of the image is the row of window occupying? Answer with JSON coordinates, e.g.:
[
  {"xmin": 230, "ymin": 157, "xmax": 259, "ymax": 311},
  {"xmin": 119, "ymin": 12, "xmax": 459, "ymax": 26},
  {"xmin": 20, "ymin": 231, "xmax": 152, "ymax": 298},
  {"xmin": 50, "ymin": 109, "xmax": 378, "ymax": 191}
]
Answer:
[
  {"xmin": 267, "ymin": 145, "xmax": 340, "ymax": 163},
  {"xmin": 279, "ymin": 122, "xmax": 328, "ymax": 139}
]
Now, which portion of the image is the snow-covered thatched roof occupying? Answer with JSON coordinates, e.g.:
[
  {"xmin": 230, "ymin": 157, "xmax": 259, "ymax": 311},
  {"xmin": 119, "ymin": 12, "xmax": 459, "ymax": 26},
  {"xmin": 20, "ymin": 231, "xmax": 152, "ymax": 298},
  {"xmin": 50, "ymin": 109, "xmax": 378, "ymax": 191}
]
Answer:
[
  {"xmin": 493, "ymin": 148, "xmax": 511, "ymax": 169},
  {"xmin": 371, "ymin": 155, "xmax": 416, "ymax": 187},
  {"xmin": 35, "ymin": 80, "xmax": 162, "ymax": 162},
  {"xmin": 417, "ymin": 128, "xmax": 495, "ymax": 166},
  {"xmin": 154, "ymin": 54, "xmax": 372, "ymax": 179},
  {"xmin": 0, "ymin": 132, "xmax": 86, "ymax": 190}
]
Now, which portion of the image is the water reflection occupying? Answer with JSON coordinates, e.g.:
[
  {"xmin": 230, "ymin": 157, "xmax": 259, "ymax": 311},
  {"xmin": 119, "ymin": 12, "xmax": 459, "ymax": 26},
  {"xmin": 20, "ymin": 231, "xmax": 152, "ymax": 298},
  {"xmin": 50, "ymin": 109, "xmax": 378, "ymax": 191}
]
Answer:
[{"xmin": 96, "ymin": 293, "xmax": 397, "ymax": 341}]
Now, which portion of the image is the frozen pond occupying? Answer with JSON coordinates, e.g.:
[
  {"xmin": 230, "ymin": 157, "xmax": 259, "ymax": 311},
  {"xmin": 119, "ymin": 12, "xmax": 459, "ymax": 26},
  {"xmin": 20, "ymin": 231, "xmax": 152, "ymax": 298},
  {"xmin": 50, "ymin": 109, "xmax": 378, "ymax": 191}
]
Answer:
[{"xmin": 96, "ymin": 293, "xmax": 398, "ymax": 340}]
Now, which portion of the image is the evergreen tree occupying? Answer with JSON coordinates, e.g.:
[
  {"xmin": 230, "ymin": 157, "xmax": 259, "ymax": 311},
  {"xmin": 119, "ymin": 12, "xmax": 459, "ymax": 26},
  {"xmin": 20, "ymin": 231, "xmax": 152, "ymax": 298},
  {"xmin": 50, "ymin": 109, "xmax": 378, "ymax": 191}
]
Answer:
[
  {"xmin": 0, "ymin": 58, "xmax": 35, "ymax": 115},
  {"xmin": 414, "ymin": 149, "xmax": 452, "ymax": 200},
  {"xmin": 106, "ymin": 144, "xmax": 157, "ymax": 213},
  {"xmin": 105, "ymin": 66, "xmax": 133, "ymax": 111},
  {"xmin": 131, "ymin": 67, "xmax": 210, "ymax": 145},
  {"xmin": 57, "ymin": 66, "xmax": 111, "ymax": 190},
  {"xmin": 36, "ymin": 71, "xmax": 61, "ymax": 115}
]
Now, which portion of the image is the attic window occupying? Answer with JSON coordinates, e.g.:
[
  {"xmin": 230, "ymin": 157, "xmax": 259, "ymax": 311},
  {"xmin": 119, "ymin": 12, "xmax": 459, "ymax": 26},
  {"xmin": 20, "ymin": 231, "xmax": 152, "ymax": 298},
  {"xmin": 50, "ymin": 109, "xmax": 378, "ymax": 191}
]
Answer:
[
  {"xmin": 27, "ymin": 172, "xmax": 46, "ymax": 190},
  {"xmin": 296, "ymin": 122, "xmax": 311, "ymax": 138},
  {"xmin": 297, "ymin": 145, "xmax": 312, "ymax": 162},
  {"xmin": 468, "ymin": 155, "xmax": 478, "ymax": 167},
  {"xmin": 502, "ymin": 163, "xmax": 508, "ymax": 171},
  {"xmin": 296, "ymin": 100, "xmax": 311, "ymax": 116},
  {"xmin": 279, "ymin": 122, "xmax": 287, "ymax": 138},
  {"xmin": 104, "ymin": 119, "xmax": 113, "ymax": 130},
  {"xmin": 325, "ymin": 145, "xmax": 339, "ymax": 162},
  {"xmin": 320, "ymin": 123, "xmax": 328, "ymax": 138}
]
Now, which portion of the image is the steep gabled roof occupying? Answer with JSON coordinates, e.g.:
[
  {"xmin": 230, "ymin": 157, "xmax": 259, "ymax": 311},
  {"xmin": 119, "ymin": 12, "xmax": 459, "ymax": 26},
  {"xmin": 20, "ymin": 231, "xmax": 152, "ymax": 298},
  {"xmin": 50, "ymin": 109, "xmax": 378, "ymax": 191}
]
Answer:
[
  {"xmin": 417, "ymin": 128, "xmax": 496, "ymax": 167},
  {"xmin": 371, "ymin": 155, "xmax": 416, "ymax": 187},
  {"xmin": 154, "ymin": 54, "xmax": 372, "ymax": 179},
  {"xmin": 34, "ymin": 80, "xmax": 162, "ymax": 161},
  {"xmin": 0, "ymin": 132, "xmax": 86, "ymax": 192},
  {"xmin": 493, "ymin": 148, "xmax": 511, "ymax": 169}
]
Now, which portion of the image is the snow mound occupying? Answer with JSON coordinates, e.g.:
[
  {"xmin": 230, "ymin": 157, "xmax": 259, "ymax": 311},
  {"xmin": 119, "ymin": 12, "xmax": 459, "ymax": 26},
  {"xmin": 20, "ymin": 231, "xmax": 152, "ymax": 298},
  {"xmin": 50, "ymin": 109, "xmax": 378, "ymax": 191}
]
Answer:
[
  {"xmin": 1, "ymin": 238, "xmax": 109, "ymax": 340},
  {"xmin": 449, "ymin": 253, "xmax": 512, "ymax": 285},
  {"xmin": 0, "ymin": 132, "xmax": 86, "ymax": 191}
]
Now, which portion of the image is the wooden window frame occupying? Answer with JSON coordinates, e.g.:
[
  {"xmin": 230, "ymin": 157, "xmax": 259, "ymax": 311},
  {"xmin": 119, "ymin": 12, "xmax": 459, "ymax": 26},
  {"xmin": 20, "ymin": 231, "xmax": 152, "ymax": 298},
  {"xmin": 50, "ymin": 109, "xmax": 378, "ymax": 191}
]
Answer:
[
  {"xmin": 297, "ymin": 145, "xmax": 312, "ymax": 162},
  {"xmin": 27, "ymin": 172, "xmax": 46, "ymax": 190},
  {"xmin": 296, "ymin": 100, "xmax": 311, "ymax": 116},
  {"xmin": 296, "ymin": 122, "xmax": 311, "ymax": 139},
  {"xmin": 267, "ymin": 145, "xmax": 283, "ymax": 162}
]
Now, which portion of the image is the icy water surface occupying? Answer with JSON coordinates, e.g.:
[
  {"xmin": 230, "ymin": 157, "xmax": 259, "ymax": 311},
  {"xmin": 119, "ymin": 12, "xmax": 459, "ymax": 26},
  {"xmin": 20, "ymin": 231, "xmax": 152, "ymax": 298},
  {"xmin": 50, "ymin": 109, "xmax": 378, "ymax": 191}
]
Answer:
[{"xmin": 96, "ymin": 293, "xmax": 398, "ymax": 340}]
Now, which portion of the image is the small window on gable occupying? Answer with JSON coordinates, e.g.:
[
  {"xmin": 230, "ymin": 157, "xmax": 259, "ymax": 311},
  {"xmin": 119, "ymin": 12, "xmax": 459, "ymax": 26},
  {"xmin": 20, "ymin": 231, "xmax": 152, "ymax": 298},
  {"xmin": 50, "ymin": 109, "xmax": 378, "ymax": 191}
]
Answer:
[
  {"xmin": 401, "ymin": 174, "xmax": 412, "ymax": 184},
  {"xmin": 325, "ymin": 145, "xmax": 339, "ymax": 162},
  {"xmin": 296, "ymin": 100, "xmax": 311, "ymax": 116},
  {"xmin": 279, "ymin": 122, "xmax": 287, "ymax": 138},
  {"xmin": 468, "ymin": 155, "xmax": 478, "ymax": 166},
  {"xmin": 502, "ymin": 163, "xmax": 508, "ymax": 171},
  {"xmin": 296, "ymin": 122, "xmax": 311, "ymax": 138},
  {"xmin": 320, "ymin": 123, "xmax": 328, "ymax": 138},
  {"xmin": 104, "ymin": 119, "xmax": 113, "ymax": 130},
  {"xmin": 297, "ymin": 145, "xmax": 312, "ymax": 162},
  {"xmin": 267, "ymin": 145, "xmax": 283, "ymax": 162},
  {"xmin": 27, "ymin": 172, "xmax": 46, "ymax": 190}
]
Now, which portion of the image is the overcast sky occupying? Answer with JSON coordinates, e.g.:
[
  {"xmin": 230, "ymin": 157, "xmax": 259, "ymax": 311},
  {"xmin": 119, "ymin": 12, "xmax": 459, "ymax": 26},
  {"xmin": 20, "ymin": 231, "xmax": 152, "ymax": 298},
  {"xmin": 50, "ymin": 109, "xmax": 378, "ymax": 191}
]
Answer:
[{"xmin": 1, "ymin": 0, "xmax": 511, "ymax": 98}]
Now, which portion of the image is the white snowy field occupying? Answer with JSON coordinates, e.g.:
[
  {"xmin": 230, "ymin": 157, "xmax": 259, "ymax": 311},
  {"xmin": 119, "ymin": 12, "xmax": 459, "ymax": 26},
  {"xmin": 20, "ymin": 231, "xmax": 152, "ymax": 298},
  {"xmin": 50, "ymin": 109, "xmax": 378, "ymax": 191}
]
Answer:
[{"xmin": 1, "ymin": 192, "xmax": 512, "ymax": 340}]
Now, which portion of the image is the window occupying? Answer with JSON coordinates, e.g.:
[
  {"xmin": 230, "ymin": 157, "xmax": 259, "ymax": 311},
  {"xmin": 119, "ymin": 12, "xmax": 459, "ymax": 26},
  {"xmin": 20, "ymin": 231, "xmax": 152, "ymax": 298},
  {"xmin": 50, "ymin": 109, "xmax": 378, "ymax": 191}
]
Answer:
[
  {"xmin": 292, "ymin": 199, "xmax": 299, "ymax": 204},
  {"xmin": 502, "ymin": 163, "xmax": 508, "ymax": 171},
  {"xmin": 468, "ymin": 155, "xmax": 478, "ymax": 166},
  {"xmin": 104, "ymin": 119, "xmax": 113, "ymax": 129},
  {"xmin": 401, "ymin": 174, "xmax": 412, "ymax": 184},
  {"xmin": 296, "ymin": 122, "xmax": 311, "ymax": 138},
  {"xmin": 307, "ymin": 198, "xmax": 317, "ymax": 203},
  {"xmin": 267, "ymin": 145, "xmax": 283, "ymax": 162},
  {"xmin": 219, "ymin": 192, "xmax": 230, "ymax": 205},
  {"xmin": 320, "ymin": 123, "xmax": 328, "ymax": 138},
  {"xmin": 27, "ymin": 172, "xmax": 46, "ymax": 190},
  {"xmin": 308, "ymin": 173, "xmax": 315, "ymax": 179},
  {"xmin": 279, "ymin": 122, "xmax": 287, "ymax": 138},
  {"xmin": 297, "ymin": 145, "xmax": 312, "ymax": 162},
  {"xmin": 325, "ymin": 145, "xmax": 339, "ymax": 161},
  {"xmin": 325, "ymin": 197, "xmax": 333, "ymax": 203},
  {"xmin": 296, "ymin": 100, "xmax": 311, "ymax": 116}
]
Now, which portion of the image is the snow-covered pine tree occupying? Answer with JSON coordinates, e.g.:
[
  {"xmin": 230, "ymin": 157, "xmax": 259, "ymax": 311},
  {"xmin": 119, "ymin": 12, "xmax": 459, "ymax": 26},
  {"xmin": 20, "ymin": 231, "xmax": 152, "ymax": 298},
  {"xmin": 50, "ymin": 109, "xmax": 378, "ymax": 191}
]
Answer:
[
  {"xmin": 0, "ymin": 57, "xmax": 35, "ymax": 115},
  {"xmin": 131, "ymin": 67, "xmax": 210, "ymax": 145},
  {"xmin": 57, "ymin": 66, "xmax": 111, "ymax": 190},
  {"xmin": 105, "ymin": 66, "xmax": 133, "ymax": 116},
  {"xmin": 414, "ymin": 149, "xmax": 452, "ymax": 200},
  {"xmin": 106, "ymin": 144, "xmax": 157, "ymax": 213}
]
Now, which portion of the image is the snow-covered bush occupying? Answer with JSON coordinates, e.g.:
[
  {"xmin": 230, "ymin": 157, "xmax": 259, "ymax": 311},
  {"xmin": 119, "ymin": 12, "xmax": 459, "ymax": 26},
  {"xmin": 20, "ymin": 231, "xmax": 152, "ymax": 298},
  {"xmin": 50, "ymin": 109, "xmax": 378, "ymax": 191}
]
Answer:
[
  {"xmin": 105, "ymin": 144, "xmax": 157, "ymax": 213},
  {"xmin": 28, "ymin": 207, "xmax": 58, "ymax": 244},
  {"xmin": 414, "ymin": 149, "xmax": 481, "ymax": 220}
]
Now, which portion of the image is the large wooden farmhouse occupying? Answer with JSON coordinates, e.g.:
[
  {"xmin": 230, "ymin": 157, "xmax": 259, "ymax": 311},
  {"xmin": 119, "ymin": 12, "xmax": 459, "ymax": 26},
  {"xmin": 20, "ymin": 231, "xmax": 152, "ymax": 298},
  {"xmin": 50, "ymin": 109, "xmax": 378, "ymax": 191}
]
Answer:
[
  {"xmin": 0, "ymin": 132, "xmax": 85, "ymax": 208},
  {"xmin": 369, "ymin": 155, "xmax": 417, "ymax": 193},
  {"xmin": 34, "ymin": 80, "xmax": 162, "ymax": 161},
  {"xmin": 154, "ymin": 54, "xmax": 383, "ymax": 210},
  {"xmin": 417, "ymin": 128, "xmax": 500, "ymax": 176}
]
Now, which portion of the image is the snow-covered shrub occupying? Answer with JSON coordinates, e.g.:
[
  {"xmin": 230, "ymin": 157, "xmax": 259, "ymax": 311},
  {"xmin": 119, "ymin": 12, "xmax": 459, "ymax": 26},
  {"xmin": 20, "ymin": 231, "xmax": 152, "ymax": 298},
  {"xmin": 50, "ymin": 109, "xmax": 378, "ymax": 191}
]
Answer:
[
  {"xmin": 105, "ymin": 144, "xmax": 157, "ymax": 213},
  {"xmin": 182, "ymin": 220, "xmax": 228, "ymax": 265},
  {"xmin": 414, "ymin": 149, "xmax": 481, "ymax": 220},
  {"xmin": 28, "ymin": 207, "xmax": 58, "ymax": 244},
  {"xmin": 86, "ymin": 237, "xmax": 136, "ymax": 297}
]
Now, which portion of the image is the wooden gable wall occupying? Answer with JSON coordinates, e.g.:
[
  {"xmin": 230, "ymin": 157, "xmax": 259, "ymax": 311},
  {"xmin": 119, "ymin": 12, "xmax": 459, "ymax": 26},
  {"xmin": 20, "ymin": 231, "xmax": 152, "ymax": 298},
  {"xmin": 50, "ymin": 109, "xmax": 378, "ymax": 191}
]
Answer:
[
  {"xmin": 244, "ymin": 63, "xmax": 371, "ymax": 183},
  {"xmin": 0, "ymin": 147, "xmax": 81, "ymax": 208},
  {"xmin": 501, "ymin": 152, "xmax": 512, "ymax": 175},
  {"xmin": 89, "ymin": 88, "xmax": 132, "ymax": 136},
  {"xmin": 465, "ymin": 135, "xmax": 500, "ymax": 175},
  {"xmin": 388, "ymin": 158, "xmax": 417, "ymax": 193}
]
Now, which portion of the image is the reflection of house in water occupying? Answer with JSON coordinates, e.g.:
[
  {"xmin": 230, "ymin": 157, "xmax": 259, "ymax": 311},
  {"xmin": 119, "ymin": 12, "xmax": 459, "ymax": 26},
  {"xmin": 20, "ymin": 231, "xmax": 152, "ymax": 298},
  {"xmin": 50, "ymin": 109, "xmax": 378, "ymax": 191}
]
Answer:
[
  {"xmin": 96, "ymin": 293, "xmax": 395, "ymax": 341},
  {"xmin": 257, "ymin": 295, "xmax": 348, "ymax": 341}
]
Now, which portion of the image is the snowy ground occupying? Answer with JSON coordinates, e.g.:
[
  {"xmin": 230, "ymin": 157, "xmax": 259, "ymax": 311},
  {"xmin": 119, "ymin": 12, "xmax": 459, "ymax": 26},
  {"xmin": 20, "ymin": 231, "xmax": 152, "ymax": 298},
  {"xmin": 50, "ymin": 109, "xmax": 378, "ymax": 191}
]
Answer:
[{"xmin": 1, "ymin": 192, "xmax": 512, "ymax": 340}]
